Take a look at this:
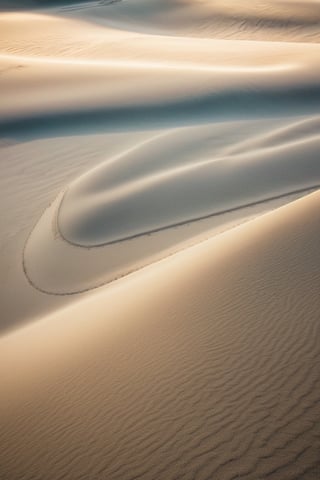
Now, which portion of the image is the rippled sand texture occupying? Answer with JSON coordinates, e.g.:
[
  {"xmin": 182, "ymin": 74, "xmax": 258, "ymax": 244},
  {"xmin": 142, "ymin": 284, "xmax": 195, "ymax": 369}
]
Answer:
[
  {"xmin": 1, "ymin": 1, "xmax": 320, "ymax": 479},
  {"xmin": 2, "ymin": 190, "xmax": 320, "ymax": 480}
]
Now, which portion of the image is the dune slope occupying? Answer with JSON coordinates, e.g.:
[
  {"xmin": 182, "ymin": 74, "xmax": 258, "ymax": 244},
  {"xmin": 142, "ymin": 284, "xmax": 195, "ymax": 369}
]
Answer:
[
  {"xmin": 22, "ymin": 117, "xmax": 320, "ymax": 294},
  {"xmin": 1, "ymin": 1, "xmax": 320, "ymax": 478},
  {"xmin": 1, "ymin": 191, "xmax": 320, "ymax": 480}
]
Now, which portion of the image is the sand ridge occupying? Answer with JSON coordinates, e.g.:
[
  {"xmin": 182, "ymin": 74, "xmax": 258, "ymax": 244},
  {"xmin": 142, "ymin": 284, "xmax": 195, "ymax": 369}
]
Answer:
[
  {"xmin": 22, "ymin": 117, "xmax": 320, "ymax": 294},
  {"xmin": 1, "ymin": 8, "xmax": 320, "ymax": 137},
  {"xmin": 1, "ymin": 190, "xmax": 320, "ymax": 480},
  {"xmin": 0, "ymin": 0, "xmax": 320, "ymax": 478}
]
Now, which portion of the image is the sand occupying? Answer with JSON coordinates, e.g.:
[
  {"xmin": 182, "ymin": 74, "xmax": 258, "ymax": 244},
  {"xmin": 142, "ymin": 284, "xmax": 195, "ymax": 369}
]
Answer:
[
  {"xmin": 1, "ymin": 188, "xmax": 320, "ymax": 480},
  {"xmin": 0, "ymin": 1, "xmax": 320, "ymax": 479}
]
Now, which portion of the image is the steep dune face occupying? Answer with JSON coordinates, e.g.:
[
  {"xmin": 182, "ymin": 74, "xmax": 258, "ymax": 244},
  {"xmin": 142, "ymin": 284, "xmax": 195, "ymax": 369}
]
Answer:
[{"xmin": 1, "ymin": 191, "xmax": 320, "ymax": 480}]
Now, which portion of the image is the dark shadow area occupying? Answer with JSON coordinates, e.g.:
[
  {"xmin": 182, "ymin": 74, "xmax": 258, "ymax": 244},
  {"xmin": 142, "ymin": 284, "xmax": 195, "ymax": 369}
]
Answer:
[
  {"xmin": 1, "ymin": 84, "xmax": 320, "ymax": 142},
  {"xmin": 0, "ymin": 0, "xmax": 119, "ymax": 11}
]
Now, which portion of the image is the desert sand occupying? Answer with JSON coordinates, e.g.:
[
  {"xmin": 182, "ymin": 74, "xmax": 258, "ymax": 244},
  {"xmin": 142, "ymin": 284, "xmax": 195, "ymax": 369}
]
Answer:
[{"xmin": 0, "ymin": 1, "xmax": 320, "ymax": 479}]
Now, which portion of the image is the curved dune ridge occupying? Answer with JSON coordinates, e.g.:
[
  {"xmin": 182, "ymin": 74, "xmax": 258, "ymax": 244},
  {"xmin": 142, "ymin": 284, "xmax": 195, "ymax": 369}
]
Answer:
[
  {"xmin": 23, "ymin": 116, "xmax": 320, "ymax": 294},
  {"xmin": 1, "ymin": 1, "xmax": 320, "ymax": 479},
  {"xmin": 1, "ymin": 191, "xmax": 320, "ymax": 480},
  {"xmin": 59, "ymin": 117, "xmax": 320, "ymax": 246},
  {"xmin": 1, "ymin": 4, "xmax": 320, "ymax": 138}
]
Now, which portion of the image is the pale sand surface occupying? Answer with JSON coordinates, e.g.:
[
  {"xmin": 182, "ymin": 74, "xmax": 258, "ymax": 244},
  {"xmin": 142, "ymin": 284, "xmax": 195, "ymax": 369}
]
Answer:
[
  {"xmin": 1, "ymin": 191, "xmax": 320, "ymax": 480},
  {"xmin": 0, "ymin": 0, "xmax": 320, "ymax": 478},
  {"xmin": 23, "ymin": 117, "xmax": 320, "ymax": 294},
  {"xmin": 1, "ymin": 7, "xmax": 320, "ymax": 137}
]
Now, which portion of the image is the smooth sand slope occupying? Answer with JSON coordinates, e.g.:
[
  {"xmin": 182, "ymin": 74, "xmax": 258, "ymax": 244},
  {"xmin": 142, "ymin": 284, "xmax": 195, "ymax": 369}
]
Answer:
[
  {"xmin": 23, "ymin": 116, "xmax": 320, "ymax": 294},
  {"xmin": 1, "ymin": 191, "xmax": 320, "ymax": 480},
  {"xmin": 1, "ymin": 6, "xmax": 320, "ymax": 138},
  {"xmin": 0, "ymin": 0, "xmax": 320, "ymax": 479},
  {"xmin": 59, "ymin": 118, "xmax": 320, "ymax": 246}
]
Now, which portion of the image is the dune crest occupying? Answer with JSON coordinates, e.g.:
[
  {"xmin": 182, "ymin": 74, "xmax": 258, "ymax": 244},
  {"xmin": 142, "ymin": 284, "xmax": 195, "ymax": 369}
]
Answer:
[
  {"xmin": 59, "ymin": 118, "xmax": 320, "ymax": 246},
  {"xmin": 22, "ymin": 117, "xmax": 320, "ymax": 294},
  {"xmin": 1, "ymin": 1, "xmax": 320, "ymax": 479},
  {"xmin": 1, "ymin": 190, "xmax": 320, "ymax": 480}
]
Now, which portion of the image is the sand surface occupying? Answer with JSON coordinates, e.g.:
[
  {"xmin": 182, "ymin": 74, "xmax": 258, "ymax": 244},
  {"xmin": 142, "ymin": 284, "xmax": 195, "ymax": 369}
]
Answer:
[
  {"xmin": 1, "ymin": 186, "xmax": 320, "ymax": 480},
  {"xmin": 0, "ymin": 1, "xmax": 320, "ymax": 479}
]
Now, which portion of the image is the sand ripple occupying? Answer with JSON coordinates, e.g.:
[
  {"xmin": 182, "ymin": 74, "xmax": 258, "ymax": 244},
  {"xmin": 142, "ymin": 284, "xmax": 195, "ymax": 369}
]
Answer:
[{"xmin": 0, "ymin": 1, "xmax": 320, "ymax": 479}]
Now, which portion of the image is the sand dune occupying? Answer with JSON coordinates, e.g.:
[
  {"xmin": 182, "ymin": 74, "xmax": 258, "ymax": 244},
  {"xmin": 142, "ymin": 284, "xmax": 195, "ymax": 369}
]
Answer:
[
  {"xmin": 76, "ymin": 0, "xmax": 320, "ymax": 42},
  {"xmin": 59, "ymin": 119, "xmax": 320, "ymax": 246},
  {"xmin": 1, "ymin": 190, "xmax": 320, "ymax": 480},
  {"xmin": 1, "ymin": 0, "xmax": 320, "ymax": 479},
  {"xmin": 22, "ymin": 117, "xmax": 320, "ymax": 294},
  {"xmin": 1, "ymin": 8, "xmax": 320, "ymax": 138}
]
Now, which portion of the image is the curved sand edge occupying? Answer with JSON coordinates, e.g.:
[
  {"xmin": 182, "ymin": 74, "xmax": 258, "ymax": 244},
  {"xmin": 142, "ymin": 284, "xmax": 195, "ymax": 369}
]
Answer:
[
  {"xmin": 1, "ymin": 189, "xmax": 320, "ymax": 479},
  {"xmin": 22, "ymin": 117, "xmax": 320, "ymax": 293}
]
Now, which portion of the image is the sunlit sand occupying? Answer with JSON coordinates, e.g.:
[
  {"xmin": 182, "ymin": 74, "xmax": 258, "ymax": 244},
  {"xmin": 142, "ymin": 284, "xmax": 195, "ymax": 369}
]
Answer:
[{"xmin": 1, "ymin": 1, "xmax": 320, "ymax": 479}]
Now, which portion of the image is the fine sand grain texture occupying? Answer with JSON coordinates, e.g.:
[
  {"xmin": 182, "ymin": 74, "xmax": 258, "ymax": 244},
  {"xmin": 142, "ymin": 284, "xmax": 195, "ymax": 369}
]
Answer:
[
  {"xmin": 1, "ymin": 191, "xmax": 320, "ymax": 480},
  {"xmin": 0, "ymin": 0, "xmax": 320, "ymax": 479}
]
